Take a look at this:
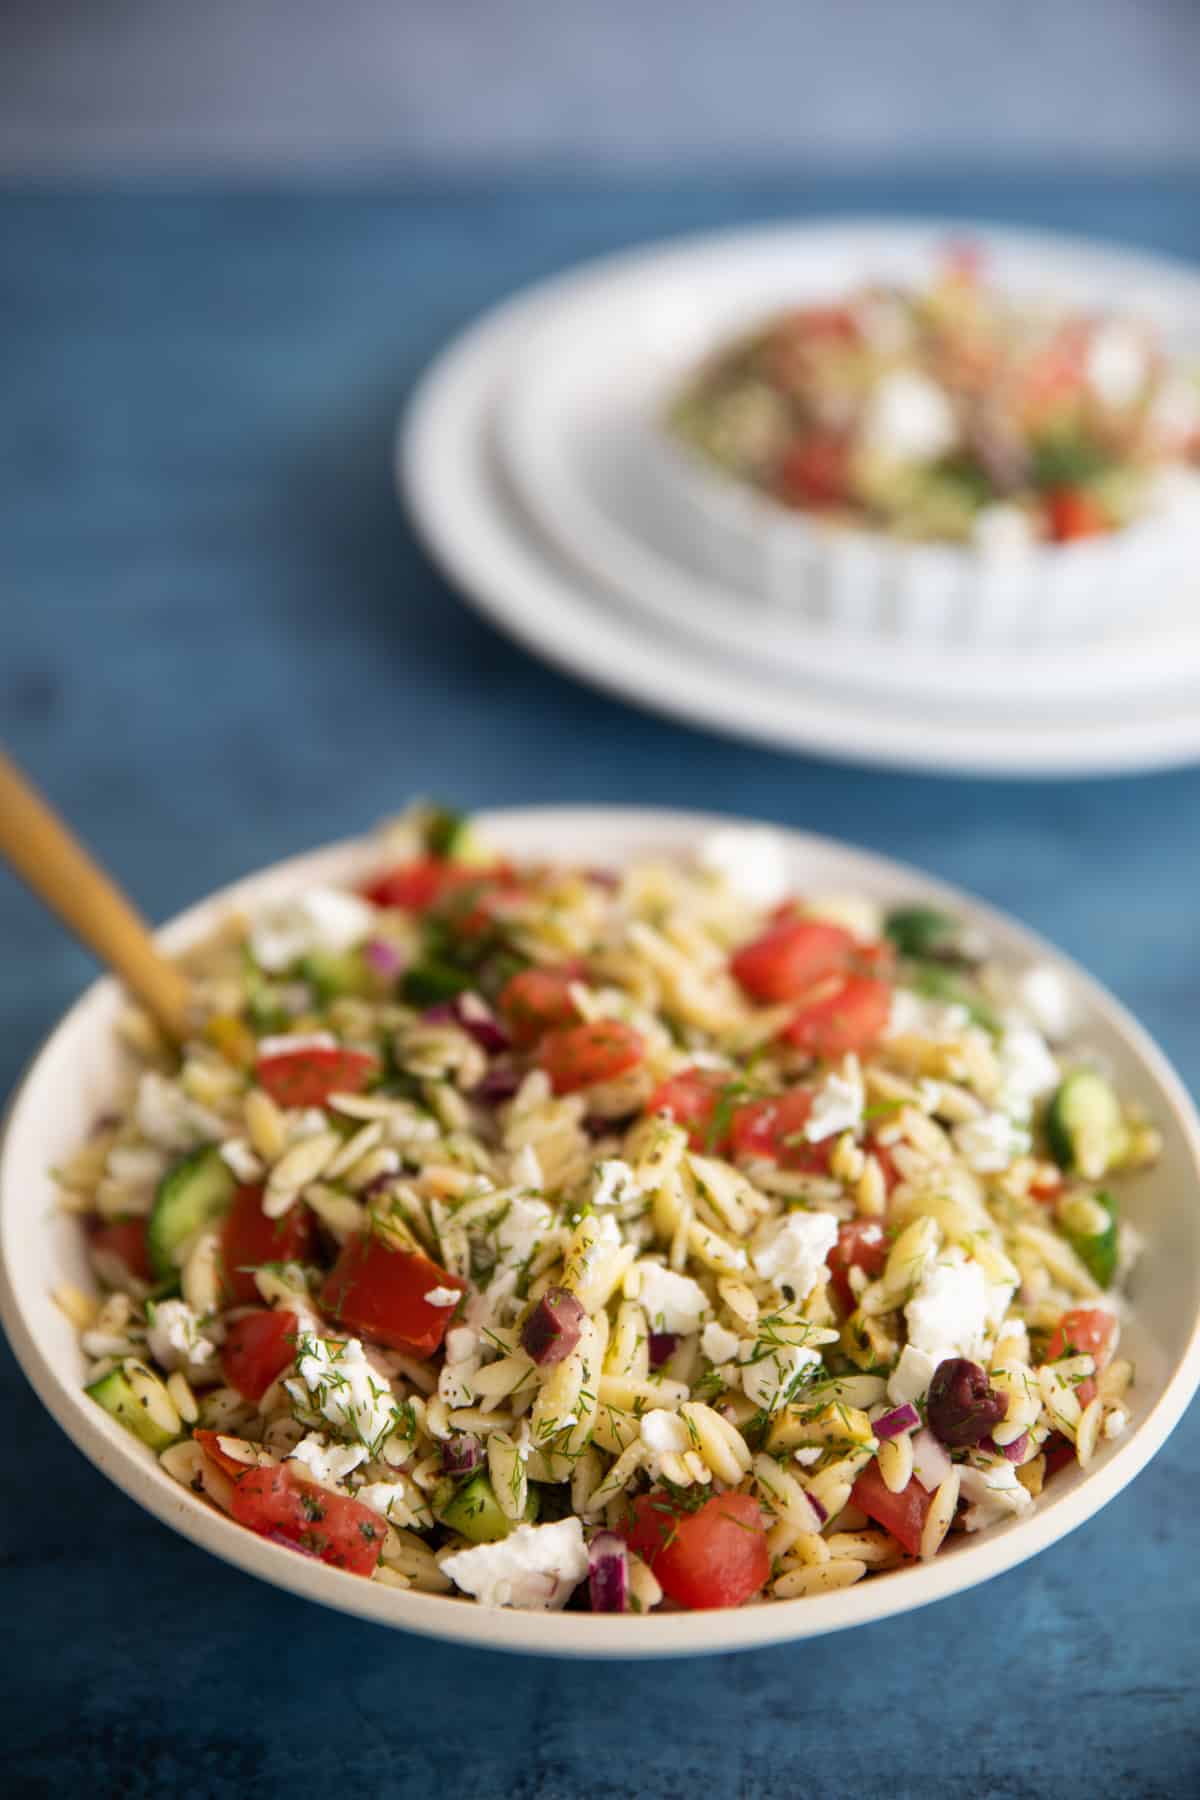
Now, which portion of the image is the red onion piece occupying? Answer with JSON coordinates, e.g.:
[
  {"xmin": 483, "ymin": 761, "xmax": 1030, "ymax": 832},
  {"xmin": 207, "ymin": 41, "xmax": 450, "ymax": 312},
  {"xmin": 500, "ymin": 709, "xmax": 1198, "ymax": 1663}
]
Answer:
[
  {"xmin": 521, "ymin": 1287, "xmax": 585, "ymax": 1366},
  {"xmin": 805, "ymin": 1490, "xmax": 828, "ymax": 1525},
  {"xmin": 648, "ymin": 1332, "xmax": 678, "ymax": 1369},
  {"xmin": 588, "ymin": 1532, "xmax": 629, "ymax": 1612},
  {"xmin": 440, "ymin": 1434, "xmax": 483, "ymax": 1476},
  {"xmin": 423, "ymin": 995, "xmax": 510, "ymax": 1053},
  {"xmin": 874, "ymin": 1402, "xmax": 920, "ymax": 1440},
  {"xmin": 988, "ymin": 1431, "xmax": 1029, "ymax": 1464},
  {"xmin": 364, "ymin": 937, "xmax": 405, "ymax": 981},
  {"xmin": 911, "ymin": 1426, "xmax": 953, "ymax": 1493}
]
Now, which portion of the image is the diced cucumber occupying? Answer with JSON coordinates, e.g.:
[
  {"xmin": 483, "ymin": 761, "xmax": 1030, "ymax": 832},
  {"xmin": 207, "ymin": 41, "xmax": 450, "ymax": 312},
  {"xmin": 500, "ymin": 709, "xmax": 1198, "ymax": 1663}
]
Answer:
[
  {"xmin": 401, "ymin": 959, "xmax": 472, "ymax": 1006},
  {"xmin": 434, "ymin": 1472, "xmax": 538, "ymax": 1543},
  {"xmin": 911, "ymin": 964, "xmax": 1000, "ymax": 1034},
  {"xmin": 885, "ymin": 905, "xmax": 961, "ymax": 960},
  {"xmin": 86, "ymin": 1359, "xmax": 182, "ymax": 1450},
  {"xmin": 1059, "ymin": 1189, "xmax": 1118, "ymax": 1288},
  {"xmin": 425, "ymin": 806, "xmax": 489, "ymax": 865},
  {"xmin": 301, "ymin": 948, "xmax": 374, "ymax": 1002},
  {"xmin": 147, "ymin": 1145, "xmax": 235, "ymax": 1281},
  {"xmin": 1046, "ymin": 1070, "xmax": 1128, "ymax": 1180}
]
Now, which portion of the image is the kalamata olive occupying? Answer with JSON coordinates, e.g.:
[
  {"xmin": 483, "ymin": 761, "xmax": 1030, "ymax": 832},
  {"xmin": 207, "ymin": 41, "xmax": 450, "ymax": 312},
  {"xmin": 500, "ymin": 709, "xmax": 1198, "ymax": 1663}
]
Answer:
[
  {"xmin": 441, "ymin": 1433, "xmax": 483, "ymax": 1476},
  {"xmin": 926, "ymin": 1357, "xmax": 1008, "ymax": 1447},
  {"xmin": 521, "ymin": 1287, "xmax": 586, "ymax": 1366},
  {"xmin": 648, "ymin": 1332, "xmax": 678, "ymax": 1368}
]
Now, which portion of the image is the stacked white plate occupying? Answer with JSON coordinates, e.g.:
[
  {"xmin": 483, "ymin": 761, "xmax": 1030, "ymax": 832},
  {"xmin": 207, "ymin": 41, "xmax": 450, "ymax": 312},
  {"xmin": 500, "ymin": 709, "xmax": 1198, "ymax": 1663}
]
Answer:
[{"xmin": 400, "ymin": 220, "xmax": 1200, "ymax": 777}]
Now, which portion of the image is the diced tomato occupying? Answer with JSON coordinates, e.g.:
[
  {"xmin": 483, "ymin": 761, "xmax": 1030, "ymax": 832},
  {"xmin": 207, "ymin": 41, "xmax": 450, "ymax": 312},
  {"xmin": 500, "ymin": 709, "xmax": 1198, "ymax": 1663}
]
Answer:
[
  {"xmin": 1045, "ymin": 1307, "xmax": 1117, "ymax": 1407},
  {"xmin": 777, "ymin": 434, "xmax": 853, "ymax": 509},
  {"xmin": 321, "ymin": 1234, "xmax": 464, "ymax": 1357},
  {"xmin": 783, "ymin": 973, "xmax": 892, "ymax": 1059},
  {"xmin": 231, "ymin": 1462, "xmax": 384, "ymax": 1576},
  {"xmin": 255, "ymin": 1045, "xmax": 379, "ymax": 1109},
  {"xmin": 731, "ymin": 918, "xmax": 857, "ymax": 1004},
  {"xmin": 193, "ymin": 1427, "xmax": 263, "ymax": 1481},
  {"xmin": 624, "ymin": 1491, "xmax": 770, "ymax": 1610},
  {"xmin": 498, "ymin": 964, "xmax": 584, "ymax": 1049},
  {"xmin": 729, "ymin": 1087, "xmax": 832, "ymax": 1175},
  {"xmin": 89, "ymin": 1217, "xmax": 152, "ymax": 1283},
  {"xmin": 646, "ymin": 1066, "xmax": 736, "ymax": 1153},
  {"xmin": 851, "ymin": 1462, "xmax": 934, "ymax": 1558},
  {"xmin": 827, "ymin": 1219, "xmax": 890, "ymax": 1312},
  {"xmin": 222, "ymin": 1310, "xmax": 300, "ymax": 1403},
  {"xmin": 363, "ymin": 857, "xmax": 483, "ymax": 912},
  {"xmin": 220, "ymin": 1184, "xmax": 315, "ymax": 1306},
  {"xmin": 537, "ymin": 1020, "xmax": 646, "ymax": 1095},
  {"xmin": 1046, "ymin": 487, "xmax": 1108, "ymax": 542}
]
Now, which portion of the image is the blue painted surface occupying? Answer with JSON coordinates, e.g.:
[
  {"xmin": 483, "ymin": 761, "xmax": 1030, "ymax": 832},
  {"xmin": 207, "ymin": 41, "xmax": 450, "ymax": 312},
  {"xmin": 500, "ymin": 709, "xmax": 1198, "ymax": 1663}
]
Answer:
[{"xmin": 2, "ymin": 175, "xmax": 1199, "ymax": 1797}]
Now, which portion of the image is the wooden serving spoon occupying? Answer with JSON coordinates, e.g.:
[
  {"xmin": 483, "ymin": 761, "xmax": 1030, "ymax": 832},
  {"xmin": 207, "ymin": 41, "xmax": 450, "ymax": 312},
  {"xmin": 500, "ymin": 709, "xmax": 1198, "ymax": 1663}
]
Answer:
[{"xmin": 0, "ymin": 749, "xmax": 192, "ymax": 1041}]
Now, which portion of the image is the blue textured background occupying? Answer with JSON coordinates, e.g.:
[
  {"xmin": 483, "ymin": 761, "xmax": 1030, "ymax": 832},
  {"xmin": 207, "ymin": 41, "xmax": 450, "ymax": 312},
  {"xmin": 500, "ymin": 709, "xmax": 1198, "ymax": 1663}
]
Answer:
[{"xmin": 2, "ymin": 175, "xmax": 1199, "ymax": 1796}]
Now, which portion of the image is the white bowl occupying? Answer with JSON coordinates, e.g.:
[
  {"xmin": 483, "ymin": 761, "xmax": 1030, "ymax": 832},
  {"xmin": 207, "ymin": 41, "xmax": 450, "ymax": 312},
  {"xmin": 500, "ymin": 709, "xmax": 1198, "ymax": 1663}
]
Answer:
[
  {"xmin": 3, "ymin": 806, "xmax": 1200, "ymax": 1658},
  {"xmin": 496, "ymin": 219, "xmax": 1200, "ymax": 650},
  {"xmin": 643, "ymin": 426, "xmax": 1200, "ymax": 647}
]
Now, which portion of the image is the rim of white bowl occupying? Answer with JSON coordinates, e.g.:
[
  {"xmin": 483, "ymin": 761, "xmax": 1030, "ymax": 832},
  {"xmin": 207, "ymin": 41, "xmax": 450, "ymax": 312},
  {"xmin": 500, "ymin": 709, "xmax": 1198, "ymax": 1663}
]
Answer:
[{"xmin": 2, "ymin": 806, "xmax": 1199, "ymax": 1658}]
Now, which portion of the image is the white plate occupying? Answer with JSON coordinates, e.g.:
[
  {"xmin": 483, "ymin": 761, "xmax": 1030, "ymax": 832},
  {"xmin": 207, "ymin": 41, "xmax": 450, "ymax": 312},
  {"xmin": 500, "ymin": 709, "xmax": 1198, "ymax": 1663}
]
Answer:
[
  {"xmin": 400, "ymin": 275, "xmax": 1200, "ymax": 776},
  {"xmin": 3, "ymin": 808, "xmax": 1200, "ymax": 1658},
  {"xmin": 496, "ymin": 221, "xmax": 1200, "ymax": 704}
]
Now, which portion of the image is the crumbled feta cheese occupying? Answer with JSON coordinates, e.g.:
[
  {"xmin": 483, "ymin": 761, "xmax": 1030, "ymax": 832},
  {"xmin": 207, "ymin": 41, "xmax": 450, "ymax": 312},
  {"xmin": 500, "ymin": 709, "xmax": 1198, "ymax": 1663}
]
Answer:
[
  {"xmin": 494, "ymin": 1197, "xmax": 555, "ymax": 1270},
  {"xmin": 887, "ymin": 1343, "xmax": 938, "ymax": 1406},
  {"xmin": 288, "ymin": 1432, "xmax": 367, "ymax": 1487},
  {"xmin": 441, "ymin": 1518, "xmax": 589, "ymax": 1610},
  {"xmin": 135, "ymin": 1072, "xmax": 227, "ymax": 1153},
  {"xmin": 697, "ymin": 828, "xmax": 791, "ymax": 908},
  {"xmin": 510, "ymin": 1144, "xmax": 543, "ymax": 1190},
  {"xmin": 995, "ymin": 1020, "xmax": 1059, "ymax": 1123},
  {"xmin": 887, "ymin": 989, "xmax": 969, "ymax": 1042},
  {"xmin": 219, "ymin": 1137, "xmax": 264, "ymax": 1184},
  {"xmin": 424, "ymin": 1286, "xmax": 460, "ymax": 1308},
  {"xmin": 953, "ymin": 1110, "xmax": 1032, "ymax": 1173},
  {"xmin": 701, "ymin": 1321, "xmax": 741, "ymax": 1365},
  {"xmin": 591, "ymin": 1159, "xmax": 642, "ymax": 1209},
  {"xmin": 285, "ymin": 1334, "xmax": 402, "ymax": 1453},
  {"xmin": 256, "ymin": 1032, "xmax": 339, "ymax": 1060},
  {"xmin": 958, "ymin": 1457, "xmax": 1033, "ymax": 1532},
  {"xmin": 804, "ymin": 1062, "xmax": 864, "ymax": 1143},
  {"xmin": 630, "ymin": 1264, "xmax": 711, "ymax": 1335},
  {"xmin": 802, "ymin": 894, "xmax": 884, "ymax": 942},
  {"xmin": 250, "ymin": 887, "xmax": 374, "ymax": 974},
  {"xmin": 793, "ymin": 1446, "xmax": 822, "ymax": 1467},
  {"xmin": 146, "ymin": 1298, "xmax": 216, "ymax": 1371},
  {"xmin": 355, "ymin": 1479, "xmax": 420, "ymax": 1528},
  {"xmin": 751, "ymin": 1212, "xmax": 840, "ymax": 1301},
  {"xmin": 1104, "ymin": 1407, "xmax": 1129, "ymax": 1440},
  {"xmin": 861, "ymin": 369, "xmax": 958, "ymax": 462},
  {"xmin": 972, "ymin": 503, "xmax": 1035, "ymax": 556},
  {"xmin": 639, "ymin": 1407, "xmax": 691, "ymax": 1479},
  {"xmin": 1086, "ymin": 321, "xmax": 1148, "ymax": 409},
  {"xmin": 1015, "ymin": 965, "xmax": 1074, "ymax": 1043},
  {"xmin": 740, "ymin": 1342, "xmax": 821, "ymax": 1414},
  {"xmin": 444, "ymin": 1326, "xmax": 478, "ymax": 1364},
  {"xmin": 905, "ymin": 1254, "xmax": 991, "ymax": 1366}
]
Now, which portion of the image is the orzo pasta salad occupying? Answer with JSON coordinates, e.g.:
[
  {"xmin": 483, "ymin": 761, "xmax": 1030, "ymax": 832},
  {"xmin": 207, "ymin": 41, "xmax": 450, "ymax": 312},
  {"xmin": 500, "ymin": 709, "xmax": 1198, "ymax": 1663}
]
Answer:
[{"xmin": 56, "ymin": 810, "xmax": 1152, "ymax": 1613}]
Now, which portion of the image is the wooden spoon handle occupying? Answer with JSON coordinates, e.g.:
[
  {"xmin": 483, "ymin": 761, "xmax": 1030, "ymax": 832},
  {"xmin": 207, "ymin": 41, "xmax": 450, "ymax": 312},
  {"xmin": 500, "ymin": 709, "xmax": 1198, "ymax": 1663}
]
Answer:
[{"xmin": 0, "ymin": 750, "xmax": 192, "ymax": 1041}]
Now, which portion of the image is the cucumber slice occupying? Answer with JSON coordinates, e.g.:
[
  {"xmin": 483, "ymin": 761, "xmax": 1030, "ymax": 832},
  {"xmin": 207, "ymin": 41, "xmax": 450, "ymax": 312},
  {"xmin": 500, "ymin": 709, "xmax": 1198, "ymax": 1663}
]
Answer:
[
  {"xmin": 301, "ymin": 948, "xmax": 374, "ymax": 1002},
  {"xmin": 86, "ymin": 1359, "xmax": 182, "ymax": 1450},
  {"xmin": 1046, "ymin": 1071, "xmax": 1128, "ymax": 1180},
  {"xmin": 425, "ymin": 806, "xmax": 489, "ymax": 865},
  {"xmin": 885, "ymin": 905, "xmax": 961, "ymax": 960},
  {"xmin": 1059, "ymin": 1189, "xmax": 1118, "ymax": 1288},
  {"xmin": 434, "ymin": 1472, "xmax": 539, "ymax": 1543},
  {"xmin": 147, "ymin": 1146, "xmax": 235, "ymax": 1281},
  {"xmin": 910, "ymin": 964, "xmax": 1000, "ymax": 1034}
]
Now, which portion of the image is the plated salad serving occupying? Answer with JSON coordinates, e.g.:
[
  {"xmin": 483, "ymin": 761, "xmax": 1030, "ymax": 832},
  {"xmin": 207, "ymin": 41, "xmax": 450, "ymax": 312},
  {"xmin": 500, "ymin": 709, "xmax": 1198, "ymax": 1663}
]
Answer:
[
  {"xmin": 55, "ymin": 809, "xmax": 1153, "ymax": 1614},
  {"xmin": 668, "ymin": 249, "xmax": 1200, "ymax": 548}
]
